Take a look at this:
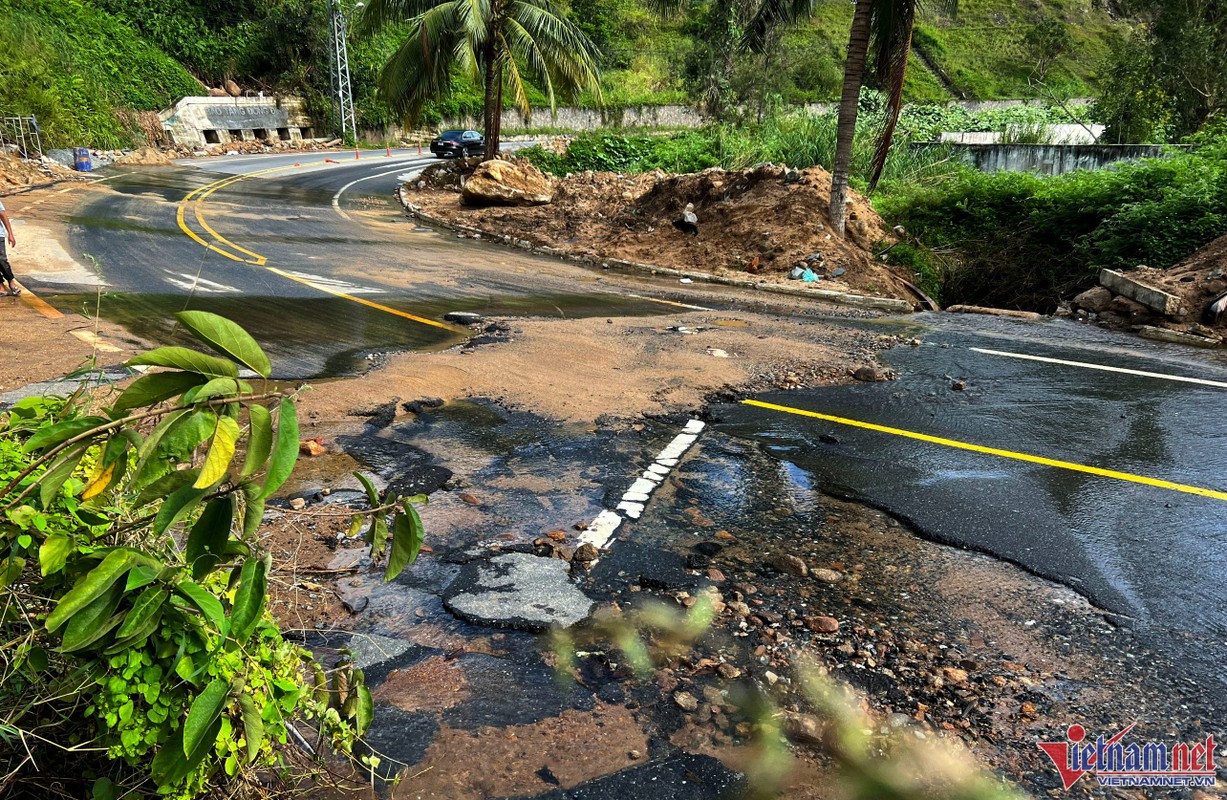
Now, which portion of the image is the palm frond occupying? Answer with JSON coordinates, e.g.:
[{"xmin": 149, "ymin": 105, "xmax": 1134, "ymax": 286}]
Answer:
[
  {"xmin": 741, "ymin": 0, "xmax": 818, "ymax": 53},
  {"xmin": 377, "ymin": 3, "xmax": 467, "ymax": 121},
  {"xmin": 356, "ymin": 0, "xmax": 450, "ymax": 34},
  {"xmin": 642, "ymin": 0, "xmax": 690, "ymax": 18},
  {"xmin": 867, "ymin": 0, "xmax": 915, "ymax": 190}
]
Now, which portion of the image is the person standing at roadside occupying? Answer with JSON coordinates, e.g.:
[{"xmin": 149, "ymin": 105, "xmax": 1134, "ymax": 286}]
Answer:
[{"xmin": 0, "ymin": 199, "xmax": 19, "ymax": 296}]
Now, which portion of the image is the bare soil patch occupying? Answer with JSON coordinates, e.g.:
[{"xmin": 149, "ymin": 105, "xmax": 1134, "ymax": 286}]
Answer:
[
  {"xmin": 0, "ymin": 154, "xmax": 81, "ymax": 189},
  {"xmin": 1132, "ymin": 235, "xmax": 1227, "ymax": 329},
  {"xmin": 404, "ymin": 159, "xmax": 912, "ymax": 300}
]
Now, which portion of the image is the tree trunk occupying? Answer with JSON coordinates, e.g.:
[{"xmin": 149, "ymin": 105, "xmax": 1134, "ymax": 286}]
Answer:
[
  {"xmin": 482, "ymin": 38, "xmax": 499, "ymax": 160},
  {"xmin": 491, "ymin": 63, "xmax": 504, "ymax": 158},
  {"xmin": 830, "ymin": 0, "xmax": 873, "ymax": 234}
]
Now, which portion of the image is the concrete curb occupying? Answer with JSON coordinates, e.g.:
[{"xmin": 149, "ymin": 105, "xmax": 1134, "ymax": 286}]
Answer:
[{"xmin": 397, "ymin": 188, "xmax": 915, "ymax": 315}]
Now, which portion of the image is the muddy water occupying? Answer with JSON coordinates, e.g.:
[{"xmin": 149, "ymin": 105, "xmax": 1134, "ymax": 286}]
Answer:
[
  {"xmin": 46, "ymin": 291, "xmax": 673, "ymax": 379},
  {"xmin": 714, "ymin": 314, "xmax": 1227, "ymax": 690}
]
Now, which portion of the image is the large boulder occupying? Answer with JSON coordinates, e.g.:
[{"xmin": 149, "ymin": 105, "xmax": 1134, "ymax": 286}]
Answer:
[{"xmin": 461, "ymin": 159, "xmax": 556, "ymax": 207}]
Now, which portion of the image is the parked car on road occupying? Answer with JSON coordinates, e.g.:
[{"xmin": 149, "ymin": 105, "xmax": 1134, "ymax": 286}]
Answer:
[{"xmin": 430, "ymin": 129, "xmax": 485, "ymax": 158}]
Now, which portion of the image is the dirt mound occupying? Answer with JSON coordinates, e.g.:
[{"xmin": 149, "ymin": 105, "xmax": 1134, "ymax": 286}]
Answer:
[
  {"xmin": 114, "ymin": 147, "xmax": 174, "ymax": 166},
  {"xmin": 403, "ymin": 160, "xmax": 909, "ymax": 300},
  {"xmin": 1127, "ymin": 238, "xmax": 1227, "ymax": 326},
  {"xmin": 0, "ymin": 154, "xmax": 79, "ymax": 188}
]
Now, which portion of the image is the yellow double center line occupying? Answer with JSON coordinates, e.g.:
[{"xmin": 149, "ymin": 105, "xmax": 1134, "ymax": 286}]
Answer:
[
  {"xmin": 742, "ymin": 398, "xmax": 1227, "ymax": 502},
  {"xmin": 175, "ymin": 159, "xmax": 465, "ymax": 332}
]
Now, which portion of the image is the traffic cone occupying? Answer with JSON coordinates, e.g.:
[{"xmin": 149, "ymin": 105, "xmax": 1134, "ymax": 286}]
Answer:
[
  {"xmin": 355, "ymin": 148, "xmax": 360, "ymax": 160},
  {"xmin": 386, "ymin": 146, "xmax": 392, "ymax": 157}
]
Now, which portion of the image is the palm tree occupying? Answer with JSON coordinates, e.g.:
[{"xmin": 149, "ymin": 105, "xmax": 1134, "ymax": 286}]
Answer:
[
  {"xmin": 827, "ymin": 0, "xmax": 955, "ymax": 233},
  {"xmin": 358, "ymin": 0, "xmax": 603, "ymax": 159}
]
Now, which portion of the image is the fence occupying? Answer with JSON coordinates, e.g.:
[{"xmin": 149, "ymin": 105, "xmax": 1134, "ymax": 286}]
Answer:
[{"xmin": 0, "ymin": 115, "xmax": 43, "ymax": 159}]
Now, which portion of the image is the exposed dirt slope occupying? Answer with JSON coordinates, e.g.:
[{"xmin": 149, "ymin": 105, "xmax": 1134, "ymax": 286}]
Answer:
[
  {"xmin": 404, "ymin": 160, "xmax": 911, "ymax": 300},
  {"xmin": 1134, "ymin": 235, "xmax": 1227, "ymax": 326},
  {"xmin": 0, "ymin": 154, "xmax": 81, "ymax": 188}
]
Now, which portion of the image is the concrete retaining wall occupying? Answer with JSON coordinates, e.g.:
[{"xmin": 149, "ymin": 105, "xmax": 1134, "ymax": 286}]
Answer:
[
  {"xmin": 160, "ymin": 97, "xmax": 318, "ymax": 149},
  {"xmin": 931, "ymin": 143, "xmax": 1169, "ymax": 176}
]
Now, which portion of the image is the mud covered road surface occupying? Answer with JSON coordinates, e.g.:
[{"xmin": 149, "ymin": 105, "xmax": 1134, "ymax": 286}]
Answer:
[{"xmin": 5, "ymin": 154, "xmax": 1225, "ymax": 797}]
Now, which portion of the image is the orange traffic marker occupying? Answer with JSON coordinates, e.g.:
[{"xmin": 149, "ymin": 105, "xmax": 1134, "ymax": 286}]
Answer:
[
  {"xmin": 386, "ymin": 146, "xmax": 392, "ymax": 157},
  {"xmin": 355, "ymin": 148, "xmax": 360, "ymax": 160}
]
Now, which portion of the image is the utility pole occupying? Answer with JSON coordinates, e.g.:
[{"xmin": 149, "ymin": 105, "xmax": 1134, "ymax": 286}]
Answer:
[{"xmin": 328, "ymin": 0, "xmax": 362, "ymax": 142}]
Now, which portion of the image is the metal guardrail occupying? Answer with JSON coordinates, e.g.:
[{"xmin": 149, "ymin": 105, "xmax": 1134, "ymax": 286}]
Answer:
[{"xmin": 0, "ymin": 115, "xmax": 43, "ymax": 159}]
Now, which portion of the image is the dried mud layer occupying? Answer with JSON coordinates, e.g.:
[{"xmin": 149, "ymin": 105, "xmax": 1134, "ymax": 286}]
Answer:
[{"xmin": 403, "ymin": 159, "xmax": 913, "ymax": 301}]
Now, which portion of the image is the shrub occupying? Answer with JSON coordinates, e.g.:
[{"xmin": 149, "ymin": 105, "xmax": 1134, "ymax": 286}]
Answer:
[
  {"xmin": 876, "ymin": 134, "xmax": 1227, "ymax": 309},
  {"xmin": 0, "ymin": 312, "xmax": 424, "ymax": 798}
]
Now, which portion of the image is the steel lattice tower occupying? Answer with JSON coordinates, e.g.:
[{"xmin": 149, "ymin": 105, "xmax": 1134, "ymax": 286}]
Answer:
[{"xmin": 328, "ymin": 0, "xmax": 357, "ymax": 141}]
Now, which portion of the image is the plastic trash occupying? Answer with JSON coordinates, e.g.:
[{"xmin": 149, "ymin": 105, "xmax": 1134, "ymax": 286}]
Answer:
[
  {"xmin": 789, "ymin": 266, "xmax": 806, "ymax": 280},
  {"xmin": 801, "ymin": 268, "xmax": 819, "ymax": 282}
]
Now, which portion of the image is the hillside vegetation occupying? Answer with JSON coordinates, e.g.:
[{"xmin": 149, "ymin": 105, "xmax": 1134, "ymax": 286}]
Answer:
[
  {"xmin": 0, "ymin": 0, "xmax": 201, "ymax": 147},
  {"xmin": 0, "ymin": 0, "xmax": 1127, "ymax": 147}
]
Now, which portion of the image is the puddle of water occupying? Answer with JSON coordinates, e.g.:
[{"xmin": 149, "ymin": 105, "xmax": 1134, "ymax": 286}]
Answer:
[{"xmin": 47, "ymin": 292, "xmax": 461, "ymax": 378}]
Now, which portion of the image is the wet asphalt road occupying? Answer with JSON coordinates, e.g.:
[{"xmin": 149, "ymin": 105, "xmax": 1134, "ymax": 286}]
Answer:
[
  {"xmin": 24, "ymin": 155, "xmax": 1227, "ymax": 788},
  {"xmin": 717, "ymin": 312, "xmax": 1227, "ymax": 690},
  {"xmin": 45, "ymin": 150, "xmax": 675, "ymax": 377}
]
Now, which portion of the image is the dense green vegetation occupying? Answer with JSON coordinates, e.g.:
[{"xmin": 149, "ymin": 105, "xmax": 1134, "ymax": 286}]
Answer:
[
  {"xmin": 877, "ymin": 127, "xmax": 1227, "ymax": 309},
  {"xmin": 0, "ymin": 313, "xmax": 425, "ymax": 797},
  {"xmin": 0, "ymin": 0, "xmax": 201, "ymax": 147},
  {"xmin": 0, "ymin": 0, "xmax": 1128, "ymax": 147},
  {"xmin": 522, "ymin": 96, "xmax": 1088, "ymax": 185}
]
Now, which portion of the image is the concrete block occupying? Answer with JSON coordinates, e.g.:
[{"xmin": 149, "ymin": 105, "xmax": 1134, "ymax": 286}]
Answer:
[{"xmin": 1099, "ymin": 270, "xmax": 1185, "ymax": 316}]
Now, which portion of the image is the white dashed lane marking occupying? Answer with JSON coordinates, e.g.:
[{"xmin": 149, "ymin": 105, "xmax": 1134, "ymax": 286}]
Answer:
[{"xmin": 579, "ymin": 418, "xmax": 706, "ymax": 550}]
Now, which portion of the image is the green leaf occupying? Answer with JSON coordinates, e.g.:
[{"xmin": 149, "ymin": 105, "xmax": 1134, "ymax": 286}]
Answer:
[
  {"xmin": 127, "ymin": 346, "xmax": 239, "ymax": 378},
  {"xmin": 153, "ymin": 717, "xmax": 221, "ymax": 785},
  {"xmin": 386, "ymin": 503, "xmax": 425, "ymax": 582},
  {"xmin": 258, "ymin": 398, "xmax": 298, "ymax": 499},
  {"xmin": 134, "ymin": 468, "xmax": 200, "ymax": 509},
  {"xmin": 109, "ymin": 371, "xmax": 207, "ymax": 417},
  {"xmin": 194, "ymin": 415, "xmax": 240, "ymax": 488},
  {"xmin": 183, "ymin": 678, "xmax": 229, "ymax": 758},
  {"xmin": 60, "ymin": 581, "xmax": 125, "ymax": 652},
  {"xmin": 38, "ymin": 533, "xmax": 72, "ymax": 577},
  {"xmin": 45, "ymin": 549, "xmax": 138, "ymax": 632},
  {"xmin": 240, "ymin": 405, "xmax": 272, "ymax": 478},
  {"xmin": 242, "ymin": 487, "xmax": 265, "ymax": 537},
  {"xmin": 0, "ymin": 557, "xmax": 26, "ymax": 588},
  {"xmin": 175, "ymin": 311, "xmax": 272, "ymax": 378},
  {"xmin": 238, "ymin": 692, "xmax": 264, "ymax": 763},
  {"xmin": 115, "ymin": 586, "xmax": 168, "ymax": 639},
  {"xmin": 174, "ymin": 580, "xmax": 225, "ymax": 629},
  {"xmin": 229, "ymin": 555, "xmax": 268, "ymax": 644},
  {"xmin": 39, "ymin": 443, "xmax": 89, "ymax": 509},
  {"xmin": 92, "ymin": 776, "xmax": 116, "ymax": 800},
  {"xmin": 125, "ymin": 564, "xmax": 160, "ymax": 591},
  {"xmin": 159, "ymin": 410, "xmax": 217, "ymax": 463},
  {"xmin": 181, "ymin": 376, "xmax": 253, "ymax": 405},
  {"xmin": 369, "ymin": 515, "xmax": 388, "ymax": 554},
  {"xmin": 153, "ymin": 482, "xmax": 210, "ymax": 537},
  {"xmin": 186, "ymin": 496, "xmax": 233, "ymax": 579},
  {"xmin": 354, "ymin": 683, "xmax": 373, "ymax": 736},
  {"xmin": 23, "ymin": 416, "xmax": 107, "ymax": 453},
  {"xmin": 355, "ymin": 471, "xmax": 380, "ymax": 508}
]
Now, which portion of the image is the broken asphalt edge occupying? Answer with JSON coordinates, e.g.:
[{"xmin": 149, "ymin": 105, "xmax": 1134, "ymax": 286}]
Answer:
[{"xmin": 397, "ymin": 188, "xmax": 916, "ymax": 315}]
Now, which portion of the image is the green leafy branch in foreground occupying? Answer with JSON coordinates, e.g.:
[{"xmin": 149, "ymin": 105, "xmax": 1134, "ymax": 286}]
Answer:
[{"xmin": 0, "ymin": 311, "xmax": 424, "ymax": 799}]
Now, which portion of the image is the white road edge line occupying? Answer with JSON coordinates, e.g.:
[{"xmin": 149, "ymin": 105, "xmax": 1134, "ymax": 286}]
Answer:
[
  {"xmin": 578, "ymin": 418, "xmax": 706, "ymax": 551},
  {"xmin": 332, "ymin": 158, "xmax": 434, "ymax": 221},
  {"xmin": 970, "ymin": 347, "xmax": 1227, "ymax": 389}
]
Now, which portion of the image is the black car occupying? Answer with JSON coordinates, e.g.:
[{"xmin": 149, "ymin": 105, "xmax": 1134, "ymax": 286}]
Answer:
[{"xmin": 430, "ymin": 129, "xmax": 484, "ymax": 158}]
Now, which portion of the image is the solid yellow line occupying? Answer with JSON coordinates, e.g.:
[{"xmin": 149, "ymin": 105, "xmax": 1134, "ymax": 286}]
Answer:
[
  {"xmin": 176, "ymin": 160, "xmax": 464, "ymax": 334},
  {"xmin": 741, "ymin": 398, "xmax": 1227, "ymax": 502},
  {"xmin": 265, "ymin": 267, "xmax": 466, "ymax": 333},
  {"xmin": 13, "ymin": 283, "xmax": 63, "ymax": 319}
]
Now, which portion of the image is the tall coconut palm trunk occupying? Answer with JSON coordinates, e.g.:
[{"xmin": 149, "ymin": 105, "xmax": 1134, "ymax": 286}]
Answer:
[{"xmin": 829, "ymin": 0, "xmax": 872, "ymax": 234}]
